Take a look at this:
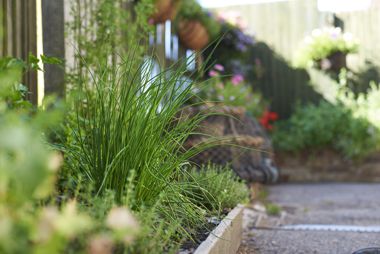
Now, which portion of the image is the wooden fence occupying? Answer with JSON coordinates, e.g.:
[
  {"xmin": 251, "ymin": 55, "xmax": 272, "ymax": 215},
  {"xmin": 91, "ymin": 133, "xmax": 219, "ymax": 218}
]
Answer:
[
  {"xmin": 2, "ymin": 0, "xmax": 189, "ymax": 104},
  {"xmin": 0, "ymin": 0, "xmax": 39, "ymax": 104}
]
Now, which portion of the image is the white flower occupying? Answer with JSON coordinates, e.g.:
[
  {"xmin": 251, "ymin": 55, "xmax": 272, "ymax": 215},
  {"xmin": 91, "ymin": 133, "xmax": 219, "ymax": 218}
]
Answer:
[
  {"xmin": 106, "ymin": 207, "xmax": 139, "ymax": 245},
  {"xmin": 106, "ymin": 207, "xmax": 139, "ymax": 231}
]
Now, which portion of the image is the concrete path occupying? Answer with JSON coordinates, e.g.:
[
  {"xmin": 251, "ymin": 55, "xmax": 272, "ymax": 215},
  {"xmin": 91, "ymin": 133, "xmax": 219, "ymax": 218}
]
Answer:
[{"xmin": 239, "ymin": 184, "xmax": 380, "ymax": 254}]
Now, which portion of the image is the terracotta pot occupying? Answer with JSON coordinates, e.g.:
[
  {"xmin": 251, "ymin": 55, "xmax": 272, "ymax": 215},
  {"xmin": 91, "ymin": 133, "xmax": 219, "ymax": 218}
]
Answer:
[
  {"xmin": 318, "ymin": 51, "xmax": 347, "ymax": 73},
  {"xmin": 178, "ymin": 20, "xmax": 210, "ymax": 50},
  {"xmin": 150, "ymin": 0, "xmax": 179, "ymax": 24}
]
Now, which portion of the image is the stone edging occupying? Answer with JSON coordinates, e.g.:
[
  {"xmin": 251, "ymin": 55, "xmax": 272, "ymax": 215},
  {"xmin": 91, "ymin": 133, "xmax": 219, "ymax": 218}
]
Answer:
[{"xmin": 194, "ymin": 204, "xmax": 244, "ymax": 254}]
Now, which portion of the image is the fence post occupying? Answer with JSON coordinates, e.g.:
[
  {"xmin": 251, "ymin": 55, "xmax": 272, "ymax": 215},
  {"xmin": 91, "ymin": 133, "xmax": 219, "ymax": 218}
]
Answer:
[{"xmin": 41, "ymin": 0, "xmax": 65, "ymax": 97}]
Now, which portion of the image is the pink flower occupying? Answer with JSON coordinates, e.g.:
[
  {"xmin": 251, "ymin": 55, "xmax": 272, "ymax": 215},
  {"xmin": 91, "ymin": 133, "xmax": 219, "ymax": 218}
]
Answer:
[
  {"xmin": 214, "ymin": 64, "xmax": 224, "ymax": 72},
  {"xmin": 209, "ymin": 70, "xmax": 219, "ymax": 77},
  {"xmin": 231, "ymin": 74, "xmax": 244, "ymax": 85}
]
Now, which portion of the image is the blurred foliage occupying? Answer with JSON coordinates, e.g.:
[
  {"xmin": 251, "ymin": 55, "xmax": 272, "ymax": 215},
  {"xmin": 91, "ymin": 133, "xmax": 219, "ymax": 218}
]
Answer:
[
  {"xmin": 295, "ymin": 27, "xmax": 359, "ymax": 68},
  {"xmin": 273, "ymin": 101, "xmax": 379, "ymax": 159},
  {"xmin": 204, "ymin": 30, "xmax": 324, "ymax": 119},
  {"xmin": 189, "ymin": 64, "xmax": 267, "ymax": 118},
  {"xmin": 336, "ymin": 63, "xmax": 380, "ymax": 95},
  {"xmin": 0, "ymin": 56, "xmax": 139, "ymax": 254},
  {"xmin": 203, "ymin": 22, "xmax": 256, "ymax": 79},
  {"xmin": 266, "ymin": 203, "xmax": 281, "ymax": 216},
  {"xmin": 0, "ymin": 1, "xmax": 252, "ymax": 252}
]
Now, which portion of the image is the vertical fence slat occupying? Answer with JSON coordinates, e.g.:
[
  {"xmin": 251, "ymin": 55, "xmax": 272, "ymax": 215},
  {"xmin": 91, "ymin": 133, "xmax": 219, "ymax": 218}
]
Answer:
[
  {"xmin": 14, "ymin": 0, "xmax": 22, "ymax": 58},
  {"xmin": 5, "ymin": 0, "xmax": 12, "ymax": 55},
  {"xmin": 0, "ymin": 0, "xmax": 4, "ymax": 56},
  {"xmin": 26, "ymin": 0, "xmax": 38, "ymax": 104}
]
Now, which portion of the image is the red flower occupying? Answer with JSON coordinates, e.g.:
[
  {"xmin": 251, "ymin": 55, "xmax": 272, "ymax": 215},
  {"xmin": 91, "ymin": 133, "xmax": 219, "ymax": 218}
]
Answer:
[{"xmin": 259, "ymin": 110, "xmax": 278, "ymax": 131}]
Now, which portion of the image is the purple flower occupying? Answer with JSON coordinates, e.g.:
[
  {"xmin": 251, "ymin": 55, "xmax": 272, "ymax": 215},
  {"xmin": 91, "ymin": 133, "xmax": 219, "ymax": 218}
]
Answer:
[
  {"xmin": 236, "ymin": 43, "xmax": 247, "ymax": 52},
  {"xmin": 231, "ymin": 74, "xmax": 244, "ymax": 85},
  {"xmin": 214, "ymin": 64, "xmax": 224, "ymax": 72},
  {"xmin": 209, "ymin": 70, "xmax": 219, "ymax": 77}
]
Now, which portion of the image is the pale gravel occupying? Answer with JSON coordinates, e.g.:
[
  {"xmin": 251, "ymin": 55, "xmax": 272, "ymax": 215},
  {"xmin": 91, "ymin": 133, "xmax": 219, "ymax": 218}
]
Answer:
[{"xmin": 240, "ymin": 184, "xmax": 380, "ymax": 254}]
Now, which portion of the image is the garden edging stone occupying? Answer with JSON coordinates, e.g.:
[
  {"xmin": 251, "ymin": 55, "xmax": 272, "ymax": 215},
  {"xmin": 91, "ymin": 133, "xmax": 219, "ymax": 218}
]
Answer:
[{"xmin": 194, "ymin": 204, "xmax": 244, "ymax": 254}]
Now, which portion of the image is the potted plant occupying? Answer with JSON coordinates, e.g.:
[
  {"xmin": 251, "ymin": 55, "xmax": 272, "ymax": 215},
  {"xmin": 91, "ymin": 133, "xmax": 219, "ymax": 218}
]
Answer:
[
  {"xmin": 175, "ymin": 0, "xmax": 221, "ymax": 50},
  {"xmin": 295, "ymin": 27, "xmax": 359, "ymax": 73},
  {"xmin": 150, "ymin": 0, "xmax": 181, "ymax": 24}
]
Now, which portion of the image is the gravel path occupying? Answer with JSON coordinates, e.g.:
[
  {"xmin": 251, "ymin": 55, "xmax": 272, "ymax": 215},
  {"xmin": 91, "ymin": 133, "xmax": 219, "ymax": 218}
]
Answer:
[{"xmin": 239, "ymin": 184, "xmax": 380, "ymax": 254}]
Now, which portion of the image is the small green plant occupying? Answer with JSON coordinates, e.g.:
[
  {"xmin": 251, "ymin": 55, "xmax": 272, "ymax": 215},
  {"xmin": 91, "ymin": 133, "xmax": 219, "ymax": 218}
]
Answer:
[
  {"xmin": 266, "ymin": 203, "xmax": 281, "ymax": 216},
  {"xmin": 295, "ymin": 27, "xmax": 359, "ymax": 68},
  {"xmin": 181, "ymin": 164, "xmax": 249, "ymax": 213}
]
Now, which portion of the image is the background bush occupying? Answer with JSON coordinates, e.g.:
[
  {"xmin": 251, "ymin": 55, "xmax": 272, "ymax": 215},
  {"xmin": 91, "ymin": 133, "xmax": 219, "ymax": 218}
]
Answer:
[{"xmin": 272, "ymin": 101, "xmax": 379, "ymax": 158}]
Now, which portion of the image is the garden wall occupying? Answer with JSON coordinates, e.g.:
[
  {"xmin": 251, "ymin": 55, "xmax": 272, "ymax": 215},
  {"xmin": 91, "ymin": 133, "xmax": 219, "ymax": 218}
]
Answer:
[{"xmin": 277, "ymin": 150, "xmax": 380, "ymax": 182}]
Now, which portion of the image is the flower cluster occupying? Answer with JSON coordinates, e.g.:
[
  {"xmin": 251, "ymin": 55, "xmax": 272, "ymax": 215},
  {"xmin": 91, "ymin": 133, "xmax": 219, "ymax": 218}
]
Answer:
[
  {"xmin": 295, "ymin": 27, "xmax": 359, "ymax": 68},
  {"xmin": 208, "ymin": 64, "xmax": 245, "ymax": 86},
  {"xmin": 191, "ymin": 64, "xmax": 267, "ymax": 117},
  {"xmin": 259, "ymin": 110, "xmax": 278, "ymax": 131},
  {"xmin": 224, "ymin": 27, "xmax": 255, "ymax": 52}
]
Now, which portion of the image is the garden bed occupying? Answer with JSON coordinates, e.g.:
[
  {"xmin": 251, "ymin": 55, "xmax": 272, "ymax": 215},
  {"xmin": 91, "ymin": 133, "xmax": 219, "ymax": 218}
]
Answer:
[
  {"xmin": 277, "ymin": 150, "xmax": 380, "ymax": 182},
  {"xmin": 191, "ymin": 205, "xmax": 244, "ymax": 254}
]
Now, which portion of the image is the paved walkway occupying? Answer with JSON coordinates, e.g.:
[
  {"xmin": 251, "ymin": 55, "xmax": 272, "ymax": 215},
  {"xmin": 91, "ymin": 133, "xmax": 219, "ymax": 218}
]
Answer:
[{"xmin": 239, "ymin": 184, "xmax": 380, "ymax": 254}]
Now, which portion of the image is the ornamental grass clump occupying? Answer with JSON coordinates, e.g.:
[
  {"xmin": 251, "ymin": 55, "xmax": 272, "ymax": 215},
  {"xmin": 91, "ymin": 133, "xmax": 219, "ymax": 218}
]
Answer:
[{"xmin": 64, "ymin": 52, "xmax": 208, "ymax": 205}]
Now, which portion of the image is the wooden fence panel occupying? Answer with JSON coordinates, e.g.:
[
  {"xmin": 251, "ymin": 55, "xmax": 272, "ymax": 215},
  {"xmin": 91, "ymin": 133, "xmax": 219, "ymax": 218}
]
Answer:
[
  {"xmin": 1, "ymin": 0, "xmax": 38, "ymax": 104},
  {"xmin": 339, "ymin": 3, "xmax": 380, "ymax": 68}
]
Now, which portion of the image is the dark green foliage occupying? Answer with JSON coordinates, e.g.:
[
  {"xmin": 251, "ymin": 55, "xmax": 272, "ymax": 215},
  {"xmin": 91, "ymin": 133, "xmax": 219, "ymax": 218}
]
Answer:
[{"xmin": 273, "ymin": 101, "xmax": 379, "ymax": 158}]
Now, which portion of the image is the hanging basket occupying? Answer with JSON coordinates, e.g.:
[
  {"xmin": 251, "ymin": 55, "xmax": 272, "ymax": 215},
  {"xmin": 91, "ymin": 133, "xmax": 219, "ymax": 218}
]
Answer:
[
  {"xmin": 151, "ymin": 0, "xmax": 179, "ymax": 24},
  {"xmin": 182, "ymin": 105, "xmax": 279, "ymax": 183},
  {"xmin": 318, "ymin": 51, "xmax": 347, "ymax": 73},
  {"xmin": 178, "ymin": 20, "xmax": 210, "ymax": 50}
]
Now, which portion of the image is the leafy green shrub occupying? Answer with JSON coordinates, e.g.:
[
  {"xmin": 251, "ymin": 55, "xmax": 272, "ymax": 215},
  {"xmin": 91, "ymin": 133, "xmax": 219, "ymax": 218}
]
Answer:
[
  {"xmin": 181, "ymin": 164, "xmax": 249, "ymax": 213},
  {"xmin": 273, "ymin": 101, "xmax": 378, "ymax": 158},
  {"xmin": 337, "ymin": 81, "xmax": 380, "ymax": 131}
]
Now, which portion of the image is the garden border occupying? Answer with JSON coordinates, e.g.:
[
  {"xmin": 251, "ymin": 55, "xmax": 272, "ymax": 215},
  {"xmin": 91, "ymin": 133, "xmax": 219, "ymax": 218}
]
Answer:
[{"xmin": 194, "ymin": 204, "xmax": 244, "ymax": 254}]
